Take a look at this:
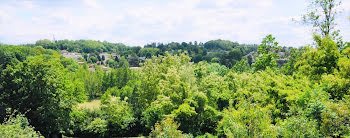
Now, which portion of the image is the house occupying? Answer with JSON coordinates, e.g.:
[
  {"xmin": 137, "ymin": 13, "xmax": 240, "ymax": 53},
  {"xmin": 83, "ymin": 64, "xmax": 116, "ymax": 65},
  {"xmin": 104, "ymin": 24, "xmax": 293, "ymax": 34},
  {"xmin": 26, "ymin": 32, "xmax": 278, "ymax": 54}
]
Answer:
[
  {"xmin": 62, "ymin": 52, "xmax": 83, "ymax": 61},
  {"xmin": 88, "ymin": 68, "xmax": 95, "ymax": 72},
  {"xmin": 101, "ymin": 66, "xmax": 108, "ymax": 71},
  {"xmin": 139, "ymin": 57, "xmax": 146, "ymax": 62},
  {"xmin": 99, "ymin": 53, "xmax": 110, "ymax": 63},
  {"xmin": 129, "ymin": 67, "xmax": 142, "ymax": 70},
  {"xmin": 111, "ymin": 53, "xmax": 120, "ymax": 58},
  {"xmin": 61, "ymin": 50, "xmax": 68, "ymax": 55},
  {"xmin": 277, "ymin": 58, "xmax": 289, "ymax": 65}
]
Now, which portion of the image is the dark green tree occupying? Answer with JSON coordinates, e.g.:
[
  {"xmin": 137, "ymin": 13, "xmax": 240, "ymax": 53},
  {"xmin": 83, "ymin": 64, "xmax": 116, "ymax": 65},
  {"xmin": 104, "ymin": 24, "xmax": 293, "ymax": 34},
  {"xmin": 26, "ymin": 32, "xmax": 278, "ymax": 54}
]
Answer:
[{"xmin": 0, "ymin": 56, "xmax": 73, "ymax": 137}]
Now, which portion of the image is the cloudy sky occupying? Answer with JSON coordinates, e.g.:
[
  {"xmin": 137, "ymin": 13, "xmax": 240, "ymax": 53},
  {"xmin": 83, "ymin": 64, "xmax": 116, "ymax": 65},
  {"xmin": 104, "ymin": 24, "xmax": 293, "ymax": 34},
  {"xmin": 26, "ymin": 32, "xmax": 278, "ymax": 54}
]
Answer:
[{"xmin": 0, "ymin": 0, "xmax": 349, "ymax": 47}]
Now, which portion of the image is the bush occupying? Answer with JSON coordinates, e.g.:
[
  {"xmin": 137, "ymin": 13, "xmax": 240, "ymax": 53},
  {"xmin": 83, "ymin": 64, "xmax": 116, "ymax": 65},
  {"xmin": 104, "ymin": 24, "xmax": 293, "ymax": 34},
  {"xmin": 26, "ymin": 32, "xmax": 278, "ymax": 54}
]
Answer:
[
  {"xmin": 86, "ymin": 118, "xmax": 107, "ymax": 137},
  {"xmin": 0, "ymin": 114, "xmax": 43, "ymax": 137},
  {"xmin": 149, "ymin": 117, "xmax": 190, "ymax": 138},
  {"xmin": 277, "ymin": 116, "xmax": 319, "ymax": 137},
  {"xmin": 217, "ymin": 106, "xmax": 277, "ymax": 137}
]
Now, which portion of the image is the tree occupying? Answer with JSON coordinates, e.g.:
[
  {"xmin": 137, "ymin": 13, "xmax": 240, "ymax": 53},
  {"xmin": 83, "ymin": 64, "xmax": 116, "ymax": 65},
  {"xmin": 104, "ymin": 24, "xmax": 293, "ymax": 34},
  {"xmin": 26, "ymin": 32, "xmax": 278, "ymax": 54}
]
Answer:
[
  {"xmin": 232, "ymin": 58, "xmax": 250, "ymax": 73},
  {"xmin": 301, "ymin": 0, "xmax": 342, "ymax": 37},
  {"xmin": 253, "ymin": 34, "xmax": 281, "ymax": 72},
  {"xmin": 217, "ymin": 106, "xmax": 277, "ymax": 137},
  {"xmin": 128, "ymin": 53, "xmax": 139, "ymax": 67},
  {"xmin": 84, "ymin": 67, "xmax": 103, "ymax": 99},
  {"xmin": 101, "ymin": 96, "xmax": 135, "ymax": 136},
  {"xmin": 206, "ymin": 63, "xmax": 228, "ymax": 76},
  {"xmin": 142, "ymin": 95, "xmax": 175, "ymax": 129},
  {"xmin": 149, "ymin": 117, "xmax": 188, "ymax": 137},
  {"xmin": 199, "ymin": 73, "xmax": 230, "ymax": 110},
  {"xmin": 295, "ymin": 36, "xmax": 340, "ymax": 79},
  {"xmin": 0, "ymin": 114, "xmax": 43, "ymax": 137},
  {"xmin": 35, "ymin": 39, "xmax": 53, "ymax": 49},
  {"xmin": 89, "ymin": 56, "xmax": 98, "ymax": 63},
  {"xmin": 0, "ymin": 56, "xmax": 73, "ymax": 137},
  {"xmin": 281, "ymin": 48, "xmax": 302, "ymax": 75},
  {"xmin": 338, "ymin": 47, "xmax": 350, "ymax": 78},
  {"xmin": 277, "ymin": 116, "xmax": 320, "ymax": 137},
  {"xmin": 320, "ymin": 102, "xmax": 350, "ymax": 137},
  {"xmin": 139, "ymin": 48, "xmax": 160, "ymax": 58},
  {"xmin": 204, "ymin": 40, "xmax": 238, "ymax": 50},
  {"xmin": 86, "ymin": 118, "xmax": 108, "ymax": 137},
  {"xmin": 102, "ymin": 55, "xmax": 105, "ymax": 61},
  {"xmin": 171, "ymin": 103, "xmax": 198, "ymax": 134}
]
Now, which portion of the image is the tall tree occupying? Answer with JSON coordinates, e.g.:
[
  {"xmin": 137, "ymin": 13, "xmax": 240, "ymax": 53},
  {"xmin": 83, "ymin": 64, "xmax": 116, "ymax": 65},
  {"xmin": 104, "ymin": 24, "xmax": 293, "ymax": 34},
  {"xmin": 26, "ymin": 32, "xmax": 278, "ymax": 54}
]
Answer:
[
  {"xmin": 302, "ymin": 0, "xmax": 342, "ymax": 37},
  {"xmin": 253, "ymin": 34, "xmax": 281, "ymax": 72},
  {"xmin": 0, "ymin": 56, "xmax": 73, "ymax": 137}
]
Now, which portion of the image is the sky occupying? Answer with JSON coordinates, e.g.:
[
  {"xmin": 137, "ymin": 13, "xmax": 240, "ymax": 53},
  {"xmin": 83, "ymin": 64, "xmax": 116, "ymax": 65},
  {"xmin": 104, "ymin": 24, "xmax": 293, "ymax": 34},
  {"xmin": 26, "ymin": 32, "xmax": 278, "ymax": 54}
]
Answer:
[{"xmin": 0, "ymin": 0, "xmax": 349, "ymax": 47}]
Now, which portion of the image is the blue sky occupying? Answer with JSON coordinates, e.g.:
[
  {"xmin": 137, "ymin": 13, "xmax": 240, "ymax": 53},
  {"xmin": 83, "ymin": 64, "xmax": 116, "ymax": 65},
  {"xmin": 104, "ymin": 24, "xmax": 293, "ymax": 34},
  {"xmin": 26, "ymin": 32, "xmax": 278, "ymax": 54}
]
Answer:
[{"xmin": 0, "ymin": 0, "xmax": 349, "ymax": 47}]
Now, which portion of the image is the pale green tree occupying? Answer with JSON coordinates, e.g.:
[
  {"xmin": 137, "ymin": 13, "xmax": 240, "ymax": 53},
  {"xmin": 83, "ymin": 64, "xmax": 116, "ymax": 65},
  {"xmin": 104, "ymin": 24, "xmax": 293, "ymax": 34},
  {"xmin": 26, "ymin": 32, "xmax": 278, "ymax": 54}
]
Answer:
[
  {"xmin": 302, "ymin": 0, "xmax": 342, "ymax": 37},
  {"xmin": 253, "ymin": 34, "xmax": 281, "ymax": 72}
]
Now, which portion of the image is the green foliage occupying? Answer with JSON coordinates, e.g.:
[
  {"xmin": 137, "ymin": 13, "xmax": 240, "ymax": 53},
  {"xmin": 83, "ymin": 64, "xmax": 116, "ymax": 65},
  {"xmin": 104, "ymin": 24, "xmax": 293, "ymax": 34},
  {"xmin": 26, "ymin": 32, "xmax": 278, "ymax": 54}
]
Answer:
[
  {"xmin": 296, "ymin": 36, "xmax": 340, "ymax": 79},
  {"xmin": 232, "ymin": 58, "xmax": 250, "ymax": 73},
  {"xmin": 35, "ymin": 39, "xmax": 52, "ymax": 48},
  {"xmin": 86, "ymin": 118, "xmax": 108, "ymax": 137},
  {"xmin": 102, "ymin": 66, "xmax": 135, "ymax": 91},
  {"xmin": 217, "ymin": 105, "xmax": 277, "ymax": 137},
  {"xmin": 136, "ymin": 52, "xmax": 192, "ymax": 109},
  {"xmin": 338, "ymin": 47, "xmax": 350, "ymax": 78},
  {"xmin": 128, "ymin": 53, "xmax": 139, "ymax": 67},
  {"xmin": 320, "ymin": 102, "xmax": 350, "ymax": 137},
  {"xmin": 89, "ymin": 56, "xmax": 98, "ymax": 63},
  {"xmin": 200, "ymin": 73, "xmax": 230, "ymax": 110},
  {"xmin": 60, "ymin": 57, "xmax": 79, "ymax": 72},
  {"xmin": 63, "ymin": 75, "xmax": 88, "ymax": 103},
  {"xmin": 0, "ymin": 56, "xmax": 73, "ymax": 136},
  {"xmin": 204, "ymin": 39, "xmax": 238, "ymax": 50},
  {"xmin": 1, "ymin": 30, "xmax": 350, "ymax": 137},
  {"xmin": 206, "ymin": 63, "xmax": 228, "ymax": 76},
  {"xmin": 101, "ymin": 96, "xmax": 135, "ymax": 136},
  {"xmin": 0, "ymin": 114, "xmax": 43, "ymax": 137},
  {"xmin": 73, "ymin": 66, "xmax": 103, "ymax": 99},
  {"xmin": 139, "ymin": 47, "xmax": 160, "ymax": 58},
  {"xmin": 66, "ymin": 108, "xmax": 104, "ymax": 137},
  {"xmin": 142, "ymin": 95, "xmax": 175, "ymax": 129},
  {"xmin": 149, "ymin": 117, "xmax": 189, "ymax": 138},
  {"xmin": 257, "ymin": 34, "xmax": 280, "ymax": 55},
  {"xmin": 320, "ymin": 74, "xmax": 350, "ymax": 100},
  {"xmin": 195, "ymin": 105, "xmax": 221, "ymax": 135},
  {"xmin": 253, "ymin": 34, "xmax": 281, "ymax": 71},
  {"xmin": 277, "ymin": 116, "xmax": 320, "ymax": 137},
  {"xmin": 281, "ymin": 48, "xmax": 302, "ymax": 75},
  {"xmin": 172, "ymin": 103, "xmax": 198, "ymax": 134},
  {"xmin": 301, "ymin": 0, "xmax": 341, "ymax": 37}
]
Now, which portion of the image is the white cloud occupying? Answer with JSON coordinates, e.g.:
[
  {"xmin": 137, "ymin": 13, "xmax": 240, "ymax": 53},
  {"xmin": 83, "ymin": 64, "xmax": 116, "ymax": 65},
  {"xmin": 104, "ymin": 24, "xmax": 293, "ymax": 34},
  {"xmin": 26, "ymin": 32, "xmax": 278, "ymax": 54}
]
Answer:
[
  {"xmin": 0, "ymin": 0, "xmax": 348, "ymax": 47},
  {"xmin": 83, "ymin": 0, "xmax": 101, "ymax": 8}
]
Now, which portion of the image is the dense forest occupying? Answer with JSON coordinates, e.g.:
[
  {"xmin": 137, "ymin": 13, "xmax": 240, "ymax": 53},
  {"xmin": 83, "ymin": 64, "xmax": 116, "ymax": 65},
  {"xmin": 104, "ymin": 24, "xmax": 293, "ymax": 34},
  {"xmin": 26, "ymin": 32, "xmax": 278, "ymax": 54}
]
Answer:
[
  {"xmin": 1, "ymin": 0, "xmax": 350, "ymax": 137},
  {"xmin": 28, "ymin": 39, "xmax": 262, "ymax": 68}
]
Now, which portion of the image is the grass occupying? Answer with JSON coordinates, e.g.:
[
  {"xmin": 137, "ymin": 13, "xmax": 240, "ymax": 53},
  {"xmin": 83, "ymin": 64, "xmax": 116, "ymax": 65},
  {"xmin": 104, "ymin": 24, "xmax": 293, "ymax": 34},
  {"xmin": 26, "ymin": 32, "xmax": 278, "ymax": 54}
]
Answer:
[{"xmin": 76, "ymin": 99, "xmax": 101, "ymax": 110}]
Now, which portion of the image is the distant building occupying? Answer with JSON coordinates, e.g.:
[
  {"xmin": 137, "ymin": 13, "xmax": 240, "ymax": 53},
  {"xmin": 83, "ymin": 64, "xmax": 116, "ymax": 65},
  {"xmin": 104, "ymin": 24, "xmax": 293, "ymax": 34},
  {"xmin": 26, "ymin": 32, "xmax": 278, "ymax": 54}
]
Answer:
[
  {"xmin": 111, "ymin": 53, "xmax": 120, "ymax": 58},
  {"xmin": 99, "ymin": 53, "xmax": 110, "ymax": 64},
  {"xmin": 101, "ymin": 66, "xmax": 108, "ymax": 71},
  {"xmin": 278, "ymin": 52, "xmax": 286, "ymax": 57},
  {"xmin": 277, "ymin": 58, "xmax": 289, "ymax": 65},
  {"xmin": 139, "ymin": 57, "xmax": 146, "ymax": 62},
  {"xmin": 62, "ymin": 52, "xmax": 82, "ymax": 61},
  {"xmin": 61, "ymin": 50, "xmax": 68, "ymax": 54},
  {"xmin": 129, "ymin": 67, "xmax": 142, "ymax": 70}
]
